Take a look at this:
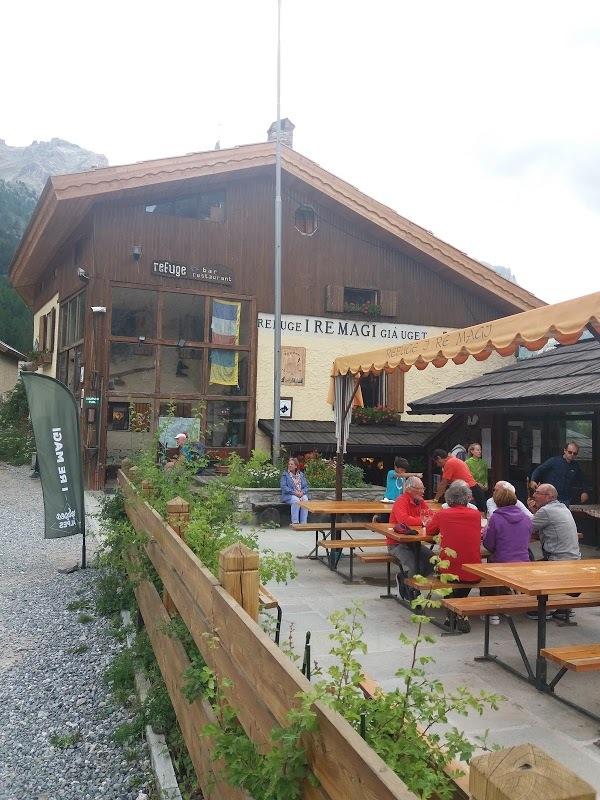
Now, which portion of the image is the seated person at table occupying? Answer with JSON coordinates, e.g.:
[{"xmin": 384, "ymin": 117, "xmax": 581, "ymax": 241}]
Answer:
[
  {"xmin": 487, "ymin": 480, "xmax": 533, "ymax": 519},
  {"xmin": 280, "ymin": 457, "xmax": 309, "ymax": 524},
  {"xmin": 426, "ymin": 479, "xmax": 483, "ymax": 633},
  {"xmin": 480, "ymin": 486, "xmax": 533, "ymax": 624},
  {"xmin": 432, "ymin": 448, "xmax": 487, "ymax": 512},
  {"xmin": 527, "ymin": 483, "xmax": 581, "ymax": 620},
  {"xmin": 388, "ymin": 477, "xmax": 434, "ymax": 598}
]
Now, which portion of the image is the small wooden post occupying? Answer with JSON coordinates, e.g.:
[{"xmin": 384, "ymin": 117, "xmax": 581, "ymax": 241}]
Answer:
[
  {"xmin": 470, "ymin": 744, "xmax": 596, "ymax": 800},
  {"xmin": 141, "ymin": 479, "xmax": 154, "ymax": 498},
  {"xmin": 128, "ymin": 466, "xmax": 140, "ymax": 484},
  {"xmin": 163, "ymin": 497, "xmax": 190, "ymax": 614},
  {"xmin": 219, "ymin": 543, "xmax": 260, "ymax": 622},
  {"xmin": 166, "ymin": 497, "xmax": 190, "ymax": 539}
]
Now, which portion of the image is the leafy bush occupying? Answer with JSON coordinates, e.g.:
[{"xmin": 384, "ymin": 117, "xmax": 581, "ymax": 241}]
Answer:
[
  {"xmin": 301, "ymin": 451, "xmax": 365, "ymax": 488},
  {"xmin": 0, "ymin": 377, "xmax": 34, "ymax": 465},
  {"xmin": 226, "ymin": 450, "xmax": 283, "ymax": 488}
]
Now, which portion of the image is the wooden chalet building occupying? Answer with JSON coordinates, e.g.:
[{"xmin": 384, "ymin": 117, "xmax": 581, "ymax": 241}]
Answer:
[{"xmin": 9, "ymin": 122, "xmax": 543, "ymax": 488}]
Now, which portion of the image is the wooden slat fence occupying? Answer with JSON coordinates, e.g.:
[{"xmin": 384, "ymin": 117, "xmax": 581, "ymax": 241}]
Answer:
[
  {"xmin": 118, "ymin": 470, "xmax": 596, "ymax": 800},
  {"xmin": 119, "ymin": 470, "xmax": 417, "ymax": 800}
]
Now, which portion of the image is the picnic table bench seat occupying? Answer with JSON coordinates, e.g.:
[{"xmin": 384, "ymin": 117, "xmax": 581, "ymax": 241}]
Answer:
[
  {"xmin": 291, "ymin": 522, "xmax": 366, "ymax": 531},
  {"xmin": 357, "ymin": 552, "xmax": 401, "ymax": 598},
  {"xmin": 540, "ymin": 644, "xmax": 600, "ymax": 673},
  {"xmin": 404, "ymin": 576, "xmax": 506, "ymax": 593},
  {"xmin": 443, "ymin": 592, "xmax": 600, "ymax": 618},
  {"xmin": 259, "ymin": 584, "xmax": 282, "ymax": 645},
  {"xmin": 316, "ymin": 538, "xmax": 387, "ymax": 582}
]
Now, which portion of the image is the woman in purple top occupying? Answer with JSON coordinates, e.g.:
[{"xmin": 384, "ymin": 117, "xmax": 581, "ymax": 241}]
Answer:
[
  {"xmin": 482, "ymin": 486, "xmax": 532, "ymax": 563},
  {"xmin": 480, "ymin": 486, "xmax": 531, "ymax": 624}
]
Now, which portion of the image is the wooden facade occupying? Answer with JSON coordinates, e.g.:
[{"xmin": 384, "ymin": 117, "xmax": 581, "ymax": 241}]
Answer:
[{"xmin": 10, "ymin": 138, "xmax": 543, "ymax": 488}]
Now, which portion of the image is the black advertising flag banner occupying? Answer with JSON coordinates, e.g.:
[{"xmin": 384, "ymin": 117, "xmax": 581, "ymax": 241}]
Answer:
[{"xmin": 22, "ymin": 373, "xmax": 85, "ymax": 542}]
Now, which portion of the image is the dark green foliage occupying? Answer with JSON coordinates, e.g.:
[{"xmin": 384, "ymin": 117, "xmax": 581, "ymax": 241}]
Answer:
[
  {"xmin": 0, "ymin": 278, "xmax": 32, "ymax": 353},
  {"xmin": 0, "ymin": 377, "xmax": 34, "ymax": 465},
  {"xmin": 0, "ymin": 178, "xmax": 37, "ymax": 352},
  {"xmin": 0, "ymin": 179, "xmax": 37, "ymax": 276}
]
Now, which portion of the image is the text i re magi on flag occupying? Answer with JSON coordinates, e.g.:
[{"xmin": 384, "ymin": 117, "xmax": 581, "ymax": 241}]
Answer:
[{"xmin": 21, "ymin": 373, "xmax": 85, "ymax": 541}]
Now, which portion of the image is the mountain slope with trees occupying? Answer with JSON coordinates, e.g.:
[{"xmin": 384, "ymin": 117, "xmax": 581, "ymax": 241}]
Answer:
[{"xmin": 0, "ymin": 138, "xmax": 107, "ymax": 353}]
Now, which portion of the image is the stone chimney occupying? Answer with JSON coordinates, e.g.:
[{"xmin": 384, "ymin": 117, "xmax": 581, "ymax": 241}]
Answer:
[{"xmin": 267, "ymin": 118, "xmax": 295, "ymax": 148}]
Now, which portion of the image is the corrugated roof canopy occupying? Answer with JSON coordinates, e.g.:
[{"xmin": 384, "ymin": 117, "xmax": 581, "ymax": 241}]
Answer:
[{"xmin": 330, "ymin": 291, "xmax": 600, "ymax": 379}]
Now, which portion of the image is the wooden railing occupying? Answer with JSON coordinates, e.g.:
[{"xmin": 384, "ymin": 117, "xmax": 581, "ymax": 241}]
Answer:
[{"xmin": 118, "ymin": 470, "xmax": 596, "ymax": 800}]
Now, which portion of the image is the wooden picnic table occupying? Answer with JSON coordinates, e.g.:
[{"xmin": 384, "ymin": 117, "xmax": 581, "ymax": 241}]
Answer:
[
  {"xmin": 297, "ymin": 500, "xmax": 392, "ymax": 568},
  {"xmin": 462, "ymin": 560, "xmax": 600, "ymax": 705}
]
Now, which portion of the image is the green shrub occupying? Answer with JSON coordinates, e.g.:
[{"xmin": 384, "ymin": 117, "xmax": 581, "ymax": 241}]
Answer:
[{"xmin": 0, "ymin": 377, "xmax": 34, "ymax": 465}]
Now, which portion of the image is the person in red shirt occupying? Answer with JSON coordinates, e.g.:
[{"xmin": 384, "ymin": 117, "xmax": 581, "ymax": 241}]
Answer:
[
  {"xmin": 426, "ymin": 479, "xmax": 483, "ymax": 633},
  {"xmin": 389, "ymin": 477, "xmax": 435, "ymax": 598},
  {"xmin": 432, "ymin": 448, "xmax": 487, "ymax": 512}
]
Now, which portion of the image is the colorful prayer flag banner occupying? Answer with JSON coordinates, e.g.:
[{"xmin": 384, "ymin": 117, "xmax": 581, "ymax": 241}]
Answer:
[
  {"xmin": 211, "ymin": 299, "xmax": 241, "ymax": 345},
  {"xmin": 210, "ymin": 300, "xmax": 241, "ymax": 385}
]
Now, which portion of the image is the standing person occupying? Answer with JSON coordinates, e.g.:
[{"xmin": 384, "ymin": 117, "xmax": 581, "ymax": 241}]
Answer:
[
  {"xmin": 465, "ymin": 443, "xmax": 488, "ymax": 493},
  {"xmin": 426, "ymin": 480, "xmax": 483, "ymax": 633},
  {"xmin": 384, "ymin": 457, "xmax": 423, "ymax": 502},
  {"xmin": 527, "ymin": 483, "xmax": 581, "ymax": 620},
  {"xmin": 432, "ymin": 448, "xmax": 487, "ymax": 512},
  {"xmin": 529, "ymin": 442, "xmax": 589, "ymax": 507},
  {"xmin": 388, "ymin": 477, "xmax": 435, "ymax": 597},
  {"xmin": 281, "ymin": 457, "xmax": 309, "ymax": 524},
  {"xmin": 481, "ymin": 486, "xmax": 533, "ymax": 624}
]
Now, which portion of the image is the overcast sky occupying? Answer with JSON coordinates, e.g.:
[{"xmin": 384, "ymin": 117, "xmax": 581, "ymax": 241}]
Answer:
[{"xmin": 4, "ymin": 0, "xmax": 599, "ymax": 305}]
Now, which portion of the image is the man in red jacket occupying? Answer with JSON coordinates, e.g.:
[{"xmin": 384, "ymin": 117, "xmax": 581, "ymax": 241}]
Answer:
[
  {"xmin": 432, "ymin": 448, "xmax": 487, "ymax": 512},
  {"xmin": 389, "ymin": 477, "xmax": 434, "ymax": 598}
]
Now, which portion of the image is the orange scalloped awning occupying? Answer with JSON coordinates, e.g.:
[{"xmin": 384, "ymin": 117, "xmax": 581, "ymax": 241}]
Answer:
[{"xmin": 331, "ymin": 291, "xmax": 600, "ymax": 380}]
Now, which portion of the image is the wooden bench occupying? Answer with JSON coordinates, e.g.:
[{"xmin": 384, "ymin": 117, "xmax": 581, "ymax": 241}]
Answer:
[
  {"xmin": 292, "ymin": 521, "xmax": 367, "ymax": 552},
  {"xmin": 443, "ymin": 592, "xmax": 600, "ymax": 618},
  {"xmin": 316, "ymin": 538, "xmax": 388, "ymax": 582},
  {"xmin": 540, "ymin": 644, "xmax": 600, "ymax": 690},
  {"xmin": 259, "ymin": 584, "xmax": 282, "ymax": 645},
  {"xmin": 251, "ymin": 502, "xmax": 290, "ymax": 526},
  {"xmin": 357, "ymin": 553, "xmax": 400, "ymax": 598},
  {"xmin": 405, "ymin": 576, "xmax": 506, "ymax": 593}
]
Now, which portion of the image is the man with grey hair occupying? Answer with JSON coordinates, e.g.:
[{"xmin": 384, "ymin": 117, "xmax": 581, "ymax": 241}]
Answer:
[
  {"xmin": 526, "ymin": 483, "xmax": 580, "ymax": 620},
  {"xmin": 388, "ymin": 476, "xmax": 435, "ymax": 598},
  {"xmin": 487, "ymin": 480, "xmax": 533, "ymax": 519}
]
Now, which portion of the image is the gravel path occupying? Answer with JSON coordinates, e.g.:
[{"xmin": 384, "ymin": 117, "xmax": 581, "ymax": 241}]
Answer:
[{"xmin": 0, "ymin": 463, "xmax": 152, "ymax": 800}]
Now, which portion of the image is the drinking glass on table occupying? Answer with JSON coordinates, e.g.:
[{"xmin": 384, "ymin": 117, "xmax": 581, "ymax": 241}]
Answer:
[{"xmin": 420, "ymin": 508, "xmax": 432, "ymax": 528}]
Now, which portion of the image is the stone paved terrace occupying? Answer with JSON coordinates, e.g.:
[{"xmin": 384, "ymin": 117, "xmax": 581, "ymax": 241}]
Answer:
[{"xmin": 256, "ymin": 522, "xmax": 600, "ymax": 792}]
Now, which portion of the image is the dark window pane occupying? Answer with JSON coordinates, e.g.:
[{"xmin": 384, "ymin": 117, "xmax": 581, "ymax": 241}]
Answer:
[
  {"xmin": 109, "ymin": 342, "xmax": 156, "ymax": 393},
  {"xmin": 162, "ymin": 293, "xmax": 205, "ymax": 342},
  {"xmin": 159, "ymin": 346, "xmax": 203, "ymax": 394},
  {"xmin": 206, "ymin": 401, "xmax": 247, "ymax": 447},
  {"xmin": 111, "ymin": 288, "xmax": 157, "ymax": 338},
  {"xmin": 145, "ymin": 190, "xmax": 226, "ymax": 222}
]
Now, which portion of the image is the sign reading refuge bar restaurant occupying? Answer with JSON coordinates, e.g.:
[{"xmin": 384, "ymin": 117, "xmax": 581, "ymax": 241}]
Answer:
[{"xmin": 152, "ymin": 259, "xmax": 233, "ymax": 285}]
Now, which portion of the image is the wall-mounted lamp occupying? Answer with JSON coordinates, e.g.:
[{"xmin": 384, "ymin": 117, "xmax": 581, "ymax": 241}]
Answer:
[
  {"xmin": 77, "ymin": 267, "xmax": 90, "ymax": 283},
  {"xmin": 138, "ymin": 336, "xmax": 146, "ymax": 343},
  {"xmin": 177, "ymin": 338, "xmax": 186, "ymax": 349},
  {"xmin": 132, "ymin": 245, "xmax": 143, "ymax": 260}
]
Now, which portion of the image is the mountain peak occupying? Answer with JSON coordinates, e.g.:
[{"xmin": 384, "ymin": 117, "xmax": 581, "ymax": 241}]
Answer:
[{"xmin": 0, "ymin": 137, "xmax": 108, "ymax": 194}]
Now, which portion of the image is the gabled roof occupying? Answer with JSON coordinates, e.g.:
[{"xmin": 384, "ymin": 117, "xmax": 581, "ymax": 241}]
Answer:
[
  {"xmin": 10, "ymin": 141, "xmax": 543, "ymax": 311},
  {"xmin": 258, "ymin": 418, "xmax": 441, "ymax": 454},
  {"xmin": 0, "ymin": 340, "xmax": 26, "ymax": 361},
  {"xmin": 408, "ymin": 338, "xmax": 600, "ymax": 415}
]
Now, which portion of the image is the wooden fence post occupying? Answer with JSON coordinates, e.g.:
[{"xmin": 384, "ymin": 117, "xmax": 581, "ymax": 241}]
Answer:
[
  {"xmin": 470, "ymin": 744, "xmax": 596, "ymax": 800},
  {"xmin": 163, "ymin": 497, "xmax": 190, "ymax": 615},
  {"xmin": 141, "ymin": 479, "xmax": 154, "ymax": 498},
  {"xmin": 219, "ymin": 543, "xmax": 260, "ymax": 622},
  {"xmin": 128, "ymin": 466, "xmax": 139, "ymax": 484}
]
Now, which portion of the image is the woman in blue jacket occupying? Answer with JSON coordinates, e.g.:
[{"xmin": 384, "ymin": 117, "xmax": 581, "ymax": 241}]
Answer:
[{"xmin": 281, "ymin": 457, "xmax": 309, "ymax": 524}]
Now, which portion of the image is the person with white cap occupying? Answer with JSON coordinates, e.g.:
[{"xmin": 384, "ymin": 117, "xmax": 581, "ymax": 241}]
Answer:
[{"xmin": 165, "ymin": 432, "xmax": 191, "ymax": 472}]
